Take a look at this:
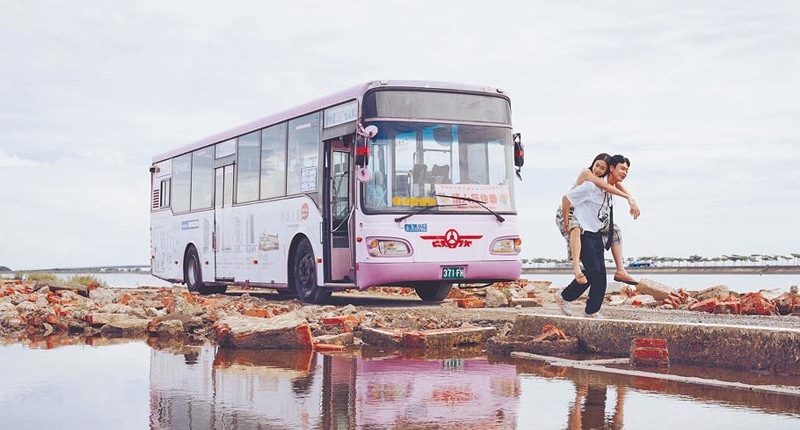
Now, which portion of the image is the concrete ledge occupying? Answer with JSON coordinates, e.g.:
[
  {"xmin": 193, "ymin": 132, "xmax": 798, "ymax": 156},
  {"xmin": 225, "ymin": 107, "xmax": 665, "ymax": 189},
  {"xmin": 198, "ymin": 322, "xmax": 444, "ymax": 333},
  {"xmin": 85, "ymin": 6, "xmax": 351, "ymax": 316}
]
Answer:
[
  {"xmin": 361, "ymin": 326, "xmax": 496, "ymax": 349},
  {"xmin": 487, "ymin": 336, "xmax": 578, "ymax": 356},
  {"xmin": 509, "ymin": 314, "xmax": 800, "ymax": 374}
]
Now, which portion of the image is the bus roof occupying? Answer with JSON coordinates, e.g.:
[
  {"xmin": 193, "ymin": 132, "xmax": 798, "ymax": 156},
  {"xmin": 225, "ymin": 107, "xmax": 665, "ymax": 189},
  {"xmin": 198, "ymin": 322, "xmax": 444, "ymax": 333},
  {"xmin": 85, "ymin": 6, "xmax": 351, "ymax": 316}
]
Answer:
[{"xmin": 151, "ymin": 80, "xmax": 508, "ymax": 164}]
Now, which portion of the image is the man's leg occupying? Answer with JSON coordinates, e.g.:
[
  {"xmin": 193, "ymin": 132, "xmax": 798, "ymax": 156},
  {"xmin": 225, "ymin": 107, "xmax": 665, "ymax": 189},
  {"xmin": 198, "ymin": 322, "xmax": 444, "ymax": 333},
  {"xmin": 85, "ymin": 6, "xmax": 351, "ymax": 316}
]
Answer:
[
  {"xmin": 580, "ymin": 232, "xmax": 607, "ymax": 315},
  {"xmin": 561, "ymin": 232, "xmax": 599, "ymax": 302}
]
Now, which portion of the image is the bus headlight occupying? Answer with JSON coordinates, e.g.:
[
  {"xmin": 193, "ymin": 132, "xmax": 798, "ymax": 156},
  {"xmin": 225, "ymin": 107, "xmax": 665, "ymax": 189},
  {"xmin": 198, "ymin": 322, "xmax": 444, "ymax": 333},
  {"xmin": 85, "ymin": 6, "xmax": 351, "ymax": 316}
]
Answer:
[
  {"xmin": 491, "ymin": 237, "xmax": 521, "ymax": 254},
  {"xmin": 367, "ymin": 238, "xmax": 411, "ymax": 256}
]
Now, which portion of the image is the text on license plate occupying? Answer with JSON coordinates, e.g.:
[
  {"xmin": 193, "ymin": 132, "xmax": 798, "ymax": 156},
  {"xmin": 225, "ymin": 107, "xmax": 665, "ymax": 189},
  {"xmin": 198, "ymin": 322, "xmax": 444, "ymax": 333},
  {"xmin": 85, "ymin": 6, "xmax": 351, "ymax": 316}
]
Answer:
[{"xmin": 442, "ymin": 266, "xmax": 465, "ymax": 279}]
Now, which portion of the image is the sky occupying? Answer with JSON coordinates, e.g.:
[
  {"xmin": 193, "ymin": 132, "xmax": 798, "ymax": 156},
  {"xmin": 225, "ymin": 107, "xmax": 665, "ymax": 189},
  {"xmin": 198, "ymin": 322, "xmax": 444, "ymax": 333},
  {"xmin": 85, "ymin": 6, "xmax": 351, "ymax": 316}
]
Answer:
[{"xmin": 1, "ymin": 1, "xmax": 799, "ymax": 270}]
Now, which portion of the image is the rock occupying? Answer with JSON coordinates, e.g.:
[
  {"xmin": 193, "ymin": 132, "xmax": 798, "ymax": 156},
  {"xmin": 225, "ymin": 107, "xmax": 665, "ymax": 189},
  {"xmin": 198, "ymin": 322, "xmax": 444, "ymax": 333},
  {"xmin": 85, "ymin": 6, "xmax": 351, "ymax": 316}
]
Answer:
[
  {"xmin": 100, "ymin": 318, "xmax": 150, "ymax": 337},
  {"xmin": 154, "ymin": 319, "xmax": 185, "ymax": 337},
  {"xmin": 89, "ymin": 288, "xmax": 118, "ymax": 306},
  {"xmin": 625, "ymin": 295, "xmax": 658, "ymax": 307},
  {"xmin": 214, "ymin": 311, "xmax": 313, "ymax": 349},
  {"xmin": 636, "ymin": 278, "xmax": 676, "ymax": 301},
  {"xmin": 313, "ymin": 332, "xmax": 354, "ymax": 346},
  {"xmin": 693, "ymin": 285, "xmax": 730, "ymax": 302},
  {"xmin": 484, "ymin": 287, "xmax": 508, "ymax": 308}
]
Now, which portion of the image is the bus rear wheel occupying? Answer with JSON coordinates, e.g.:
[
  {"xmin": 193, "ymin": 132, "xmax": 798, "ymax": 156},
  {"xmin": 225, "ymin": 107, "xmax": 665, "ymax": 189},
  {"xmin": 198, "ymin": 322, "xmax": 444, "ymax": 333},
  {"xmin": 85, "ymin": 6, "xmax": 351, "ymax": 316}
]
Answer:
[
  {"xmin": 184, "ymin": 246, "xmax": 227, "ymax": 295},
  {"xmin": 292, "ymin": 239, "xmax": 331, "ymax": 304},
  {"xmin": 413, "ymin": 281, "xmax": 453, "ymax": 302}
]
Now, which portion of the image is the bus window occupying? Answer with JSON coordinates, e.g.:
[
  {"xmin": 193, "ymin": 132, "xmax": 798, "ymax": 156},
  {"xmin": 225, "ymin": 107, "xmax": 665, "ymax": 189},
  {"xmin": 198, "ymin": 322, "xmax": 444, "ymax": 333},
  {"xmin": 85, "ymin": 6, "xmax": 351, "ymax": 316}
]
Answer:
[
  {"xmin": 172, "ymin": 154, "xmax": 191, "ymax": 213},
  {"xmin": 362, "ymin": 120, "xmax": 515, "ymax": 211},
  {"xmin": 191, "ymin": 148, "xmax": 213, "ymax": 211},
  {"xmin": 287, "ymin": 112, "xmax": 320, "ymax": 195},
  {"xmin": 260, "ymin": 123, "xmax": 287, "ymax": 199},
  {"xmin": 236, "ymin": 130, "xmax": 261, "ymax": 203}
]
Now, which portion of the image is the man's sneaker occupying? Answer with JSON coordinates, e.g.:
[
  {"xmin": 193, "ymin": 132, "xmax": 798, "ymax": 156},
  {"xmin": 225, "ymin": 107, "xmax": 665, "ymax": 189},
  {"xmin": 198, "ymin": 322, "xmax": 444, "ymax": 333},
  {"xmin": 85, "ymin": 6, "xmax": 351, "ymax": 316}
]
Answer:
[
  {"xmin": 556, "ymin": 292, "xmax": 572, "ymax": 316},
  {"xmin": 583, "ymin": 312, "xmax": 603, "ymax": 319}
]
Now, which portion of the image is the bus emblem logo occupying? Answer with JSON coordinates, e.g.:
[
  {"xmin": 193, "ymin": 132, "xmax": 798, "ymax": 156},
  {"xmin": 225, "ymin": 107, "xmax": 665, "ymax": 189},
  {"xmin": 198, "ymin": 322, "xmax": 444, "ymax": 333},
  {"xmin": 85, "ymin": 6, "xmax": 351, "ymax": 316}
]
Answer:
[{"xmin": 420, "ymin": 229, "xmax": 482, "ymax": 249}]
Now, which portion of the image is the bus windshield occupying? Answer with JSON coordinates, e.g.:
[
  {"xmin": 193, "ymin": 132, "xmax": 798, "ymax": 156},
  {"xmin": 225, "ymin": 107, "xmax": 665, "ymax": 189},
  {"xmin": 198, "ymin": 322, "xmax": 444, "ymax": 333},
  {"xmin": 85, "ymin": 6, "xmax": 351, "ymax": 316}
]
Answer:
[{"xmin": 362, "ymin": 121, "xmax": 515, "ymax": 214}]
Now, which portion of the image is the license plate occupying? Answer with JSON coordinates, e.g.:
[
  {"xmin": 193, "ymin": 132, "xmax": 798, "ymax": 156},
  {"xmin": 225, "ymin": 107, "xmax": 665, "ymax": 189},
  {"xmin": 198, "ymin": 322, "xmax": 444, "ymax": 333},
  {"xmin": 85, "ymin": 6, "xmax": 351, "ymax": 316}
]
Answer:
[{"xmin": 442, "ymin": 266, "xmax": 465, "ymax": 279}]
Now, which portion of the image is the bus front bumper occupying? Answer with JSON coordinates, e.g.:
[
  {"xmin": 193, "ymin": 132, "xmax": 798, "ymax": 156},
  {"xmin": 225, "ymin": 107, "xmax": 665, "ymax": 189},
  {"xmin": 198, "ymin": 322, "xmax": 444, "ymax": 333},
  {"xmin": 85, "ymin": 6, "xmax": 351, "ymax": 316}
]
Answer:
[{"xmin": 355, "ymin": 260, "xmax": 522, "ymax": 290}]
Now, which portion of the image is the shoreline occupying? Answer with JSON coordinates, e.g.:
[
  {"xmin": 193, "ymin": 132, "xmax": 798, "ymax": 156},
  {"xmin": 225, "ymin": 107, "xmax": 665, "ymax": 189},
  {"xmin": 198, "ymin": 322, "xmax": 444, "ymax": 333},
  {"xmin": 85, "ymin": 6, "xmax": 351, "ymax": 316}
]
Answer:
[{"xmin": 523, "ymin": 266, "xmax": 800, "ymax": 275}]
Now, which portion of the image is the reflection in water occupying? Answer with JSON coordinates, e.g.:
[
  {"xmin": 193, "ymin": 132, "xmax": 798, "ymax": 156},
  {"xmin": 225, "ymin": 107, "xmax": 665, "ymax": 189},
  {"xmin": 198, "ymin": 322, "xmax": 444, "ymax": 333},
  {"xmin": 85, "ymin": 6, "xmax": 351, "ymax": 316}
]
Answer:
[
  {"xmin": 512, "ymin": 358, "xmax": 800, "ymax": 429},
  {"xmin": 566, "ymin": 384, "xmax": 625, "ymax": 430},
  {"xmin": 147, "ymin": 340, "xmax": 519, "ymax": 429},
  {"xmin": 2, "ymin": 337, "xmax": 799, "ymax": 429}
]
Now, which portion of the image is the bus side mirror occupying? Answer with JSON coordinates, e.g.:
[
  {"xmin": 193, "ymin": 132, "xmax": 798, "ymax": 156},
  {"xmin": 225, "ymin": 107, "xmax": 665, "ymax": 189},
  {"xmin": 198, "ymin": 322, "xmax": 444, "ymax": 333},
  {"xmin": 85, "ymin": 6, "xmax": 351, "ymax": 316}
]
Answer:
[
  {"xmin": 355, "ymin": 139, "xmax": 369, "ymax": 166},
  {"xmin": 355, "ymin": 125, "xmax": 378, "ymax": 167},
  {"xmin": 513, "ymin": 133, "xmax": 523, "ymax": 180}
]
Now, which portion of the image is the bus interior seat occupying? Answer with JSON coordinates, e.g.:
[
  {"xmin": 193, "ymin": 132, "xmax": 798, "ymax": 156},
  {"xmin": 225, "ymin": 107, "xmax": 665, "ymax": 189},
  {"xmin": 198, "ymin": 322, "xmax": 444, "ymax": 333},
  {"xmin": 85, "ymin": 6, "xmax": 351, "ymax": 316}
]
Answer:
[
  {"xmin": 431, "ymin": 164, "xmax": 450, "ymax": 183},
  {"xmin": 412, "ymin": 163, "xmax": 427, "ymax": 183},
  {"xmin": 393, "ymin": 172, "xmax": 410, "ymax": 197}
]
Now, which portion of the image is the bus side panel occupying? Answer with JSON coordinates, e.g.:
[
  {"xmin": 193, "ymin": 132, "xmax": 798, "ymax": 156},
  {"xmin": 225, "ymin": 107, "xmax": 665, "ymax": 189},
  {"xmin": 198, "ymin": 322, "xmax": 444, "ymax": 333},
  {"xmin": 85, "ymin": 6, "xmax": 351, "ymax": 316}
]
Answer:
[
  {"xmin": 214, "ymin": 196, "xmax": 323, "ymax": 288},
  {"xmin": 151, "ymin": 210, "xmax": 215, "ymax": 284}
]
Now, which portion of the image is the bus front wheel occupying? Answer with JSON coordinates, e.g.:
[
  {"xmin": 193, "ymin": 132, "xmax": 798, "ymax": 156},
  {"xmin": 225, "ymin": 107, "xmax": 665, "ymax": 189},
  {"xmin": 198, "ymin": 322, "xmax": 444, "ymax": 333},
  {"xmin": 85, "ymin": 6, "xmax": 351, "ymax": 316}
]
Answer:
[
  {"xmin": 413, "ymin": 281, "xmax": 453, "ymax": 302},
  {"xmin": 292, "ymin": 239, "xmax": 331, "ymax": 304}
]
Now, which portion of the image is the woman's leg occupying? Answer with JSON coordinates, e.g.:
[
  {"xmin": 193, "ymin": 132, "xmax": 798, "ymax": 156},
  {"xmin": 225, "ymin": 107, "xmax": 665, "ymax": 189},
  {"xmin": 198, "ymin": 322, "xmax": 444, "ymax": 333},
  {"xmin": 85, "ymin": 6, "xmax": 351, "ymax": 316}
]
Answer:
[
  {"xmin": 569, "ymin": 227, "xmax": 587, "ymax": 283},
  {"xmin": 609, "ymin": 224, "xmax": 638, "ymax": 284}
]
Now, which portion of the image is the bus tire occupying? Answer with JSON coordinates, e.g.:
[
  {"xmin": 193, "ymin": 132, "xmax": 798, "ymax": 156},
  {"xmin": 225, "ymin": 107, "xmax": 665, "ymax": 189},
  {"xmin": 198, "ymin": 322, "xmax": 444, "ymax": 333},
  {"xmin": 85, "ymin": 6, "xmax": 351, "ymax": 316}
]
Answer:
[
  {"xmin": 184, "ymin": 246, "xmax": 227, "ymax": 295},
  {"xmin": 292, "ymin": 239, "xmax": 331, "ymax": 304},
  {"xmin": 413, "ymin": 281, "xmax": 453, "ymax": 302}
]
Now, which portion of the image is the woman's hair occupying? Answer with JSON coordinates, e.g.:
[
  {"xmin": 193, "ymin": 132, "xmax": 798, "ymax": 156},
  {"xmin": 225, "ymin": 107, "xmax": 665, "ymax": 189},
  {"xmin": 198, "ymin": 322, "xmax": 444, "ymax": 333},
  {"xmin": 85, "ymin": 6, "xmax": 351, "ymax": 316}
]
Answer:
[{"xmin": 588, "ymin": 153, "xmax": 611, "ymax": 171}]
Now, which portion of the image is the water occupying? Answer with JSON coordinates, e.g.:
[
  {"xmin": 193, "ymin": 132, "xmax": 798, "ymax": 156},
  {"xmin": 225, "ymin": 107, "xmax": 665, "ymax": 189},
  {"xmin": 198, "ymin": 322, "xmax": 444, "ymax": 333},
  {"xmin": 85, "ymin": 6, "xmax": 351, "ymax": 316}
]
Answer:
[
  {"xmin": 0, "ymin": 339, "xmax": 797, "ymax": 429},
  {"xmin": 524, "ymin": 272, "xmax": 799, "ymax": 294},
  {"xmin": 2, "ymin": 272, "xmax": 799, "ymax": 428},
  {"xmin": 4, "ymin": 270, "xmax": 797, "ymax": 294}
]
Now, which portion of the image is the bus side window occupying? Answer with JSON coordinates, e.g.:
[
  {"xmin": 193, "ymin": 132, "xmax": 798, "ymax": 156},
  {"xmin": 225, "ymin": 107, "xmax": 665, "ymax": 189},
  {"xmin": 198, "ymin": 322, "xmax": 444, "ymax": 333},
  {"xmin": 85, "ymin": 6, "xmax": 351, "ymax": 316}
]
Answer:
[{"xmin": 160, "ymin": 179, "xmax": 171, "ymax": 208}]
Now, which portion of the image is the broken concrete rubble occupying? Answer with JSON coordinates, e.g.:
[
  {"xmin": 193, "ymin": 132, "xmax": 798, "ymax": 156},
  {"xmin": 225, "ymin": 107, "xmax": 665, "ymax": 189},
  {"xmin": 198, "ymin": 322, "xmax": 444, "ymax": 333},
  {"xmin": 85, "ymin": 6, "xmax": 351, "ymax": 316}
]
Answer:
[{"xmin": 2, "ymin": 277, "xmax": 800, "ymax": 374}]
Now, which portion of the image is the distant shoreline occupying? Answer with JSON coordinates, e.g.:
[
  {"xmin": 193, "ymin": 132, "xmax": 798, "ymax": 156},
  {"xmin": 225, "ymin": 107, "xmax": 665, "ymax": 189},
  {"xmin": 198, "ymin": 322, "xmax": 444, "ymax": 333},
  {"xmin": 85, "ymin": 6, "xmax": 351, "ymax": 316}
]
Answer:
[{"xmin": 523, "ymin": 266, "xmax": 800, "ymax": 275}]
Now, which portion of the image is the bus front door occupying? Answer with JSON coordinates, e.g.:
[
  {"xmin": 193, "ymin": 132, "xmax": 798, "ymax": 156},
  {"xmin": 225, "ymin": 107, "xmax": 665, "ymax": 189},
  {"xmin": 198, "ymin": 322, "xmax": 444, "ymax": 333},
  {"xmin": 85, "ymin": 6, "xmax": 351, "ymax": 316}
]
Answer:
[{"xmin": 324, "ymin": 144, "xmax": 354, "ymax": 283}]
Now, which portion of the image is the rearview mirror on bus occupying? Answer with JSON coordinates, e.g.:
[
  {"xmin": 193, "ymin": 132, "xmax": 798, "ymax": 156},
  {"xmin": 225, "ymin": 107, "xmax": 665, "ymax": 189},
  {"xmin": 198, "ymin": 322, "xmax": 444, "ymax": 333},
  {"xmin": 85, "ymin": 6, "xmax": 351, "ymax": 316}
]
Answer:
[
  {"xmin": 513, "ymin": 133, "xmax": 523, "ymax": 180},
  {"xmin": 355, "ymin": 125, "xmax": 378, "ymax": 167}
]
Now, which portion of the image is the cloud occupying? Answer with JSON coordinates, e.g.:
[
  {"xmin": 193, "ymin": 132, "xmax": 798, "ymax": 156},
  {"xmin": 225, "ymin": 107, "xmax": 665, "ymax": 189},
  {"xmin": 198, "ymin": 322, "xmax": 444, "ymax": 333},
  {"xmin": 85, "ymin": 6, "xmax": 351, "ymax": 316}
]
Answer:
[
  {"xmin": 1, "ymin": 1, "xmax": 799, "ymax": 269},
  {"xmin": 0, "ymin": 148, "xmax": 42, "ymax": 167}
]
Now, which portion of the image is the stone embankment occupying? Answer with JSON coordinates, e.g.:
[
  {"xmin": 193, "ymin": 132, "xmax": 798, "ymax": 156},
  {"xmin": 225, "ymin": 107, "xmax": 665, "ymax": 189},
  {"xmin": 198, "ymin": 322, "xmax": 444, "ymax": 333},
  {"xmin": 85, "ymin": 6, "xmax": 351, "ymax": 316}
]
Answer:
[{"xmin": 2, "ymin": 278, "xmax": 800, "ymax": 373}]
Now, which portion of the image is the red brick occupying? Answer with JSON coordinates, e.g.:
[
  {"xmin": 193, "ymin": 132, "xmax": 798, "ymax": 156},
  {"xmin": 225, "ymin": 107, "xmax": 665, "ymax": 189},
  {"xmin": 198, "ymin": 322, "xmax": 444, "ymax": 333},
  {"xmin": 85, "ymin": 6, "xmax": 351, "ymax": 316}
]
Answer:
[
  {"xmin": 633, "ymin": 348, "xmax": 669, "ymax": 360},
  {"xmin": 313, "ymin": 343, "xmax": 346, "ymax": 352},
  {"xmin": 456, "ymin": 297, "xmax": 486, "ymax": 308},
  {"xmin": 243, "ymin": 308, "xmax": 272, "ymax": 318},
  {"xmin": 295, "ymin": 323, "xmax": 314, "ymax": 348},
  {"xmin": 633, "ymin": 338, "xmax": 667, "ymax": 349}
]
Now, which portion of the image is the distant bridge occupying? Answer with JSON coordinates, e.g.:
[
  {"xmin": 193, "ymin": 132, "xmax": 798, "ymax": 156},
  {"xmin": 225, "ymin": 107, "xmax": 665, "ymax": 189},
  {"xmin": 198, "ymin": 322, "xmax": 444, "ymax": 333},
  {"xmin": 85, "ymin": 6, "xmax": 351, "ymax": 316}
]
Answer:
[{"xmin": 10, "ymin": 265, "xmax": 150, "ymax": 273}]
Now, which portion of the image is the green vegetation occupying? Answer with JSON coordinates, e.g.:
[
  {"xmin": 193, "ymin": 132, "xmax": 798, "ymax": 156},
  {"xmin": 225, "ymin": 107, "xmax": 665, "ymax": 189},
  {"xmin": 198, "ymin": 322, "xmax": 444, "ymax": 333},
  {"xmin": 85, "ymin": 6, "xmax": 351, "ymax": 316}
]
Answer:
[
  {"xmin": 523, "ymin": 253, "xmax": 800, "ymax": 268},
  {"xmin": 66, "ymin": 274, "xmax": 108, "ymax": 288},
  {"xmin": 8, "ymin": 272, "xmax": 108, "ymax": 288},
  {"xmin": 22, "ymin": 272, "xmax": 58, "ymax": 281}
]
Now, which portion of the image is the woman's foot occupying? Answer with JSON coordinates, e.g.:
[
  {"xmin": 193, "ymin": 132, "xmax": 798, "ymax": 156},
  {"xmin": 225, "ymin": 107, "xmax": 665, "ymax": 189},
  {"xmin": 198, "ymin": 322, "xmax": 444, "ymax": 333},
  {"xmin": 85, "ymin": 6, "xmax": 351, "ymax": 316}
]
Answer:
[{"xmin": 613, "ymin": 271, "xmax": 638, "ymax": 286}]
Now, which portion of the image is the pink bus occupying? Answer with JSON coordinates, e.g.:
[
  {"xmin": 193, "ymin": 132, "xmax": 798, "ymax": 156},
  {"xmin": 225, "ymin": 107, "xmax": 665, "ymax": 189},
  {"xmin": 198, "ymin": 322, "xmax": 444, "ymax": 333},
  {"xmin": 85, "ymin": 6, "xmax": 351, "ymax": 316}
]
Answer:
[{"xmin": 149, "ymin": 80, "xmax": 524, "ymax": 303}]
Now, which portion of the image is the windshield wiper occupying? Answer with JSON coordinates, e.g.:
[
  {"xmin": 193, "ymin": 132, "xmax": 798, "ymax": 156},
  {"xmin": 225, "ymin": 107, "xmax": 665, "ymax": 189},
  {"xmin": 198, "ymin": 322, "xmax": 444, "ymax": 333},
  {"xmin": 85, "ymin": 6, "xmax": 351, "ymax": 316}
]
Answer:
[
  {"xmin": 393, "ymin": 203, "xmax": 465, "ymax": 223},
  {"xmin": 435, "ymin": 194, "xmax": 505, "ymax": 223}
]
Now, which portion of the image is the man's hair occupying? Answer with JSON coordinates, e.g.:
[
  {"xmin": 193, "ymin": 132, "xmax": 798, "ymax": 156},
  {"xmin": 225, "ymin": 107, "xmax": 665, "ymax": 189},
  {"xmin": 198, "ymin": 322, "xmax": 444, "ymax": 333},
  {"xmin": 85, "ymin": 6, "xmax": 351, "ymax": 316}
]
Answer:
[{"xmin": 609, "ymin": 154, "xmax": 630, "ymax": 168}]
